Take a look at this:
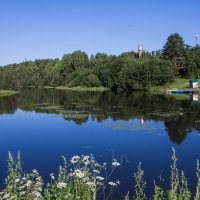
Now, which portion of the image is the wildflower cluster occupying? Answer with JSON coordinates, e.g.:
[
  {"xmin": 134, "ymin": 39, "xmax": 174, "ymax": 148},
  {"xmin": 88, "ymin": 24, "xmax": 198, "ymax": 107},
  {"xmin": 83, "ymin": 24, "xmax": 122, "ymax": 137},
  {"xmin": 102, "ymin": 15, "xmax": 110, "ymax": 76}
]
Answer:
[
  {"xmin": 44, "ymin": 154, "xmax": 121, "ymax": 200},
  {"xmin": 0, "ymin": 152, "xmax": 43, "ymax": 200},
  {"xmin": 1, "ymin": 149, "xmax": 199, "ymax": 200},
  {"xmin": 0, "ymin": 153, "xmax": 121, "ymax": 200}
]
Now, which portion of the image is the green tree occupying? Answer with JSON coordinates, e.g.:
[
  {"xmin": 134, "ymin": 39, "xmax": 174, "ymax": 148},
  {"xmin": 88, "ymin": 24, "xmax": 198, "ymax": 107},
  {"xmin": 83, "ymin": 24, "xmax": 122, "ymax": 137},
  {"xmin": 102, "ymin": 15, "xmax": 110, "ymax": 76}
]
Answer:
[
  {"xmin": 184, "ymin": 46, "xmax": 200, "ymax": 78},
  {"xmin": 163, "ymin": 33, "xmax": 186, "ymax": 68},
  {"xmin": 61, "ymin": 51, "xmax": 89, "ymax": 84}
]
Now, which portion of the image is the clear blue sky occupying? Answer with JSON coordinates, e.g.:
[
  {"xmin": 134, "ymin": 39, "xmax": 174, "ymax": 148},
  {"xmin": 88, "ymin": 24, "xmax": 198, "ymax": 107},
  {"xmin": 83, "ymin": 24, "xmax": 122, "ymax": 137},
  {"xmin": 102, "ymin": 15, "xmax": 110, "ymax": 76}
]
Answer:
[{"xmin": 0, "ymin": 0, "xmax": 199, "ymax": 66}]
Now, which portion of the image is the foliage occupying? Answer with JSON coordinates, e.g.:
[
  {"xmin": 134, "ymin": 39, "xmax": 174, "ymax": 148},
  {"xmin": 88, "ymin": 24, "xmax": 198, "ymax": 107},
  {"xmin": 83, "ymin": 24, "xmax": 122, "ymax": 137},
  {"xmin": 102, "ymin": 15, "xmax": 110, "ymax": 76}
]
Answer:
[
  {"xmin": 168, "ymin": 148, "xmax": 191, "ymax": 200},
  {"xmin": 0, "ymin": 149, "xmax": 200, "ymax": 199},
  {"xmin": 124, "ymin": 192, "xmax": 130, "ymax": 200},
  {"xmin": 134, "ymin": 162, "xmax": 147, "ymax": 200},
  {"xmin": 0, "ymin": 50, "xmax": 176, "ymax": 92},
  {"xmin": 194, "ymin": 160, "xmax": 200, "ymax": 200},
  {"xmin": 184, "ymin": 46, "xmax": 200, "ymax": 78},
  {"xmin": 168, "ymin": 148, "xmax": 179, "ymax": 199},
  {"xmin": 163, "ymin": 33, "xmax": 186, "ymax": 68},
  {"xmin": 153, "ymin": 184, "xmax": 165, "ymax": 200},
  {"xmin": 162, "ymin": 34, "xmax": 200, "ymax": 78},
  {"xmin": 0, "ymin": 153, "xmax": 121, "ymax": 200},
  {"xmin": 1, "ymin": 152, "xmax": 43, "ymax": 200},
  {"xmin": 127, "ymin": 148, "xmax": 192, "ymax": 200},
  {"xmin": 118, "ymin": 58, "xmax": 177, "ymax": 91}
]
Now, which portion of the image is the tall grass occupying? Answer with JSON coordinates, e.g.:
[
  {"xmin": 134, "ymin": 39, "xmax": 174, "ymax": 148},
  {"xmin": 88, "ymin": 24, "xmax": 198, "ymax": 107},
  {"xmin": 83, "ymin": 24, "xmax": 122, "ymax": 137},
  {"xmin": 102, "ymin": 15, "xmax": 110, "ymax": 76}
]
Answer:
[
  {"xmin": 125, "ymin": 148, "xmax": 195, "ymax": 200},
  {"xmin": 0, "ymin": 149, "xmax": 199, "ymax": 200},
  {"xmin": 194, "ymin": 160, "xmax": 200, "ymax": 200},
  {"xmin": 134, "ymin": 162, "xmax": 146, "ymax": 200},
  {"xmin": 0, "ymin": 153, "xmax": 120, "ymax": 200}
]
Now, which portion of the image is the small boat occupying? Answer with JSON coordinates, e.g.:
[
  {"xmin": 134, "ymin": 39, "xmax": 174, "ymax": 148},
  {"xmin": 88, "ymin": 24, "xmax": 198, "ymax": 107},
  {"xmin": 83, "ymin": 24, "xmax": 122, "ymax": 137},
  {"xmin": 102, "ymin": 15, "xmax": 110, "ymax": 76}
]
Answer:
[{"xmin": 167, "ymin": 89, "xmax": 193, "ymax": 94}]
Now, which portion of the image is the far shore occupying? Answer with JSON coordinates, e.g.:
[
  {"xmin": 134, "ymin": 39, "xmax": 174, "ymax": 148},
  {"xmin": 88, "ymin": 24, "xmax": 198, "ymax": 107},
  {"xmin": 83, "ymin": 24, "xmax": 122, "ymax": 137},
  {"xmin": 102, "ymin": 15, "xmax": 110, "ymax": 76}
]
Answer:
[
  {"xmin": 20, "ymin": 85, "xmax": 109, "ymax": 92},
  {"xmin": 10, "ymin": 78, "xmax": 200, "ymax": 95},
  {"xmin": 55, "ymin": 86, "xmax": 110, "ymax": 92},
  {"xmin": 0, "ymin": 90, "xmax": 19, "ymax": 97}
]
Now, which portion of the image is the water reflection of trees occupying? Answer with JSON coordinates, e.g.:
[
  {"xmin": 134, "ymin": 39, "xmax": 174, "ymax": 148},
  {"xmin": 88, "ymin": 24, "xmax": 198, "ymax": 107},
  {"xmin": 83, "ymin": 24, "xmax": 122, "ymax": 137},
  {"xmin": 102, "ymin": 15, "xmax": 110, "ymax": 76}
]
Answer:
[
  {"xmin": 0, "ymin": 88, "xmax": 200, "ymax": 144},
  {"xmin": 0, "ymin": 95, "xmax": 18, "ymax": 115}
]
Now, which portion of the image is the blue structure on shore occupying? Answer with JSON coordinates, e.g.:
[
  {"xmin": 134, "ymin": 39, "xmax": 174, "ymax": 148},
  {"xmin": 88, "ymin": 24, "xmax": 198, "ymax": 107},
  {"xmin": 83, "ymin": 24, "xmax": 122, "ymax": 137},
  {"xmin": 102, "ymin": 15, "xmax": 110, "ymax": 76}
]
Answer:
[{"xmin": 167, "ymin": 90, "xmax": 193, "ymax": 94}]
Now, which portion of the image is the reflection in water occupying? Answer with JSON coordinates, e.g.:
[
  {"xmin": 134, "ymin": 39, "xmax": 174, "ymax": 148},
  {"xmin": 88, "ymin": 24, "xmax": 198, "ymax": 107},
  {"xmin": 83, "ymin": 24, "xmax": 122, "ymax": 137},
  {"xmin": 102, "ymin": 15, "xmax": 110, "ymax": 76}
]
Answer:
[
  {"xmin": 0, "ymin": 88, "xmax": 200, "ymax": 144},
  {"xmin": 192, "ymin": 94, "xmax": 199, "ymax": 102},
  {"xmin": 1, "ymin": 89, "xmax": 200, "ymax": 199},
  {"xmin": 140, "ymin": 118, "xmax": 144, "ymax": 125},
  {"xmin": 104, "ymin": 120, "xmax": 164, "ymax": 133}
]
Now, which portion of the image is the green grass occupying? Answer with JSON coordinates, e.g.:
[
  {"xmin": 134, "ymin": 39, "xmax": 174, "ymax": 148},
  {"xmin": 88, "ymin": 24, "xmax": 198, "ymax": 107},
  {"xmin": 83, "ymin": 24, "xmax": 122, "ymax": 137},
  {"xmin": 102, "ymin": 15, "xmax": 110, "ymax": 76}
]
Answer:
[
  {"xmin": 150, "ymin": 78, "xmax": 190, "ymax": 94},
  {"xmin": 164, "ymin": 78, "xmax": 190, "ymax": 89},
  {"xmin": 56, "ymin": 86, "xmax": 110, "ymax": 92},
  {"xmin": 43, "ymin": 86, "xmax": 55, "ymax": 89},
  {"xmin": 0, "ymin": 90, "xmax": 19, "ymax": 97}
]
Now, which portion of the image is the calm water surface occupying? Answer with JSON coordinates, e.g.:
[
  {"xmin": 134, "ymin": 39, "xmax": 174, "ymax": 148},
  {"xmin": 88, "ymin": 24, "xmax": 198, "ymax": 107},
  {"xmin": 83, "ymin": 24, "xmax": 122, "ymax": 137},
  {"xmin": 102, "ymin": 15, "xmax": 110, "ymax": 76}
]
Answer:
[{"xmin": 0, "ymin": 89, "xmax": 200, "ymax": 199}]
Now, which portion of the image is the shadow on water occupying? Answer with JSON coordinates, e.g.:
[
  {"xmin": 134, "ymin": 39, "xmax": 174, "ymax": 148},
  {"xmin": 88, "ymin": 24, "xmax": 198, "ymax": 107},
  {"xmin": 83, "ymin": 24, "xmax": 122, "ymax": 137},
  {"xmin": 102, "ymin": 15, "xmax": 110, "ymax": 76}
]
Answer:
[{"xmin": 1, "ymin": 88, "xmax": 200, "ymax": 144}]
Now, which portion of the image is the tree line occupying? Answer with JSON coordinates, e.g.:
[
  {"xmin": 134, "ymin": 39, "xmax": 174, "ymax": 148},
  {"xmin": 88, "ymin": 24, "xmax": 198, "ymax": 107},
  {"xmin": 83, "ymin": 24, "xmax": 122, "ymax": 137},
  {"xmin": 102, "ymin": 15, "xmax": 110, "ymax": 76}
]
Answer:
[{"xmin": 0, "ymin": 33, "xmax": 199, "ymax": 91}]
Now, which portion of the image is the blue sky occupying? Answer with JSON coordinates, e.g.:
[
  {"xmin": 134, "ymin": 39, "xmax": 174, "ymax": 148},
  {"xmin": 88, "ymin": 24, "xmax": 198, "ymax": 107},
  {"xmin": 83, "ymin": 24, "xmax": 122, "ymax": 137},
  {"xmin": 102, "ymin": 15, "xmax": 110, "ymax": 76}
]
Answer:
[{"xmin": 0, "ymin": 0, "xmax": 199, "ymax": 66}]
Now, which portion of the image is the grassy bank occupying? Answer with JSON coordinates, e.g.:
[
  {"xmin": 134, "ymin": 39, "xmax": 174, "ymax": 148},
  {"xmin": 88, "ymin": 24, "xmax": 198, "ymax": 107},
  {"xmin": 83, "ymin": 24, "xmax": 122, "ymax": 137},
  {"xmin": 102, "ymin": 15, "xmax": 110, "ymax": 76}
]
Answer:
[
  {"xmin": 56, "ymin": 86, "xmax": 110, "ymax": 92},
  {"xmin": 20, "ymin": 85, "xmax": 109, "ymax": 92},
  {"xmin": 0, "ymin": 90, "xmax": 19, "ymax": 97},
  {"xmin": 150, "ymin": 78, "xmax": 190, "ymax": 94},
  {"xmin": 0, "ymin": 149, "xmax": 200, "ymax": 200},
  {"xmin": 149, "ymin": 78, "xmax": 200, "ymax": 94},
  {"xmin": 43, "ymin": 86, "xmax": 55, "ymax": 89}
]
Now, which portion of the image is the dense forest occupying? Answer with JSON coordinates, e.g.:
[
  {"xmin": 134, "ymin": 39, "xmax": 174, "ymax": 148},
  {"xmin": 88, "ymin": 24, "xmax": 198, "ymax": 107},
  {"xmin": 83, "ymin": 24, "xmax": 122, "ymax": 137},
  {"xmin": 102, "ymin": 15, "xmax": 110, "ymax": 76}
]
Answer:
[
  {"xmin": 0, "ymin": 52, "xmax": 176, "ymax": 91},
  {"xmin": 0, "ymin": 33, "xmax": 200, "ymax": 91}
]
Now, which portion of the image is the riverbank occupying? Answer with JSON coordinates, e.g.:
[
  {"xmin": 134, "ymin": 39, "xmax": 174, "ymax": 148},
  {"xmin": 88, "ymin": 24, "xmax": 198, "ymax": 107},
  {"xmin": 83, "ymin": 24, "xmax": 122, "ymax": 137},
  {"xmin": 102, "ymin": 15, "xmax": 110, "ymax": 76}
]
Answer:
[
  {"xmin": 13, "ymin": 78, "xmax": 200, "ymax": 95},
  {"xmin": 55, "ymin": 86, "xmax": 110, "ymax": 92},
  {"xmin": 149, "ymin": 78, "xmax": 197, "ymax": 94},
  {"xmin": 20, "ymin": 85, "xmax": 109, "ymax": 92},
  {"xmin": 0, "ymin": 90, "xmax": 19, "ymax": 97}
]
